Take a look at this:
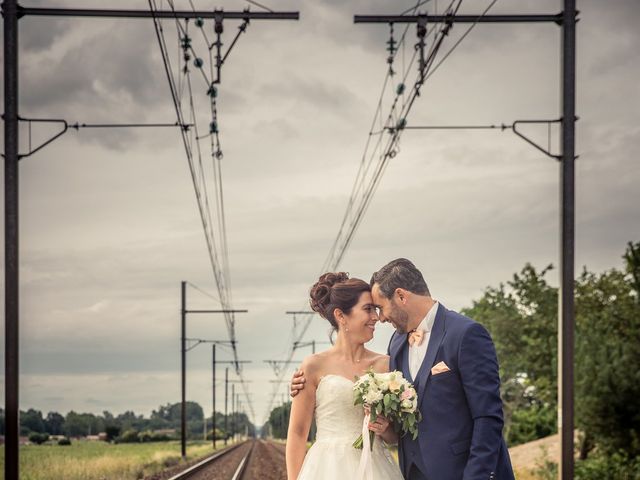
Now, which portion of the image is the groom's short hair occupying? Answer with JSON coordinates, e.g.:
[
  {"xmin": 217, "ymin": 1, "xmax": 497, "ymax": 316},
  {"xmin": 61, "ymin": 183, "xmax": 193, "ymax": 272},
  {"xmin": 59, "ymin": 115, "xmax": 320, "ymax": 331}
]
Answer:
[{"xmin": 370, "ymin": 258, "xmax": 430, "ymax": 298}]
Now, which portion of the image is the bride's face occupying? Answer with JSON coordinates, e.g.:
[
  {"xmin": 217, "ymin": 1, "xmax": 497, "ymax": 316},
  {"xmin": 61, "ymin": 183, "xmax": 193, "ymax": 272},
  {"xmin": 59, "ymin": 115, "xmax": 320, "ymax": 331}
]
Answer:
[{"xmin": 341, "ymin": 291, "xmax": 379, "ymax": 343}]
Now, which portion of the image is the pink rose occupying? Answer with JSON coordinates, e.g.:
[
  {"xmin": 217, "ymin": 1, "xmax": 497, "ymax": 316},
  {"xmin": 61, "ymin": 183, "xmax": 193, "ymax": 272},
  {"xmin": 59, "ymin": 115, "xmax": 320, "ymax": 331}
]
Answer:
[{"xmin": 400, "ymin": 389, "xmax": 413, "ymax": 400}]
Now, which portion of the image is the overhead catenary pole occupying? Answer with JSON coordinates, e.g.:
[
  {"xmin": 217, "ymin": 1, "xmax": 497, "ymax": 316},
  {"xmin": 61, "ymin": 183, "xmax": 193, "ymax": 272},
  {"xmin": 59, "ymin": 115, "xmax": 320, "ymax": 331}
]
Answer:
[
  {"xmin": 231, "ymin": 383, "xmax": 236, "ymax": 442},
  {"xmin": 224, "ymin": 367, "xmax": 229, "ymax": 445},
  {"xmin": 4, "ymin": 1, "xmax": 19, "ymax": 479},
  {"xmin": 180, "ymin": 281, "xmax": 187, "ymax": 458},
  {"xmin": 211, "ymin": 358, "xmax": 250, "ymax": 448},
  {"xmin": 353, "ymin": 6, "xmax": 577, "ymax": 479},
  {"xmin": 179, "ymin": 281, "xmax": 248, "ymax": 457},
  {"xmin": 3, "ymin": 4, "xmax": 297, "ymax": 474},
  {"xmin": 559, "ymin": 0, "xmax": 576, "ymax": 478},
  {"xmin": 212, "ymin": 344, "xmax": 216, "ymax": 449}
]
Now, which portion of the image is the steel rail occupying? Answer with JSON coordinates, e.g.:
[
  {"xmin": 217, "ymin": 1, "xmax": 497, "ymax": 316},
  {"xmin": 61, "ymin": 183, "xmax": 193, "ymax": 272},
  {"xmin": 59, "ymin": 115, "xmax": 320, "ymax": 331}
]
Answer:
[{"xmin": 167, "ymin": 440, "xmax": 250, "ymax": 480}]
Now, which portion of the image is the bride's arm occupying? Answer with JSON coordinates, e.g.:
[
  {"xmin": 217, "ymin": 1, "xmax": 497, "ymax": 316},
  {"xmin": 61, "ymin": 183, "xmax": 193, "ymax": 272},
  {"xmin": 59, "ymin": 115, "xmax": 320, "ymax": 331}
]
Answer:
[{"xmin": 286, "ymin": 357, "xmax": 317, "ymax": 480}]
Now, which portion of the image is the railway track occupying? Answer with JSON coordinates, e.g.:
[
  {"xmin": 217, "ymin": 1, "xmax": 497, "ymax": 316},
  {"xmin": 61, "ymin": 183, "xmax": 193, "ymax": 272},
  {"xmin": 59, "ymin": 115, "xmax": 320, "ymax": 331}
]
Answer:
[{"xmin": 166, "ymin": 439, "xmax": 286, "ymax": 480}]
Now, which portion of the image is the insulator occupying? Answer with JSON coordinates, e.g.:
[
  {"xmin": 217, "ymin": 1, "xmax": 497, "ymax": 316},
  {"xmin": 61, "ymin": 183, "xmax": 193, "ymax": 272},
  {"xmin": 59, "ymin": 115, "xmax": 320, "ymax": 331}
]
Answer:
[
  {"xmin": 396, "ymin": 83, "xmax": 405, "ymax": 95},
  {"xmin": 209, "ymin": 121, "xmax": 218, "ymax": 134},
  {"xmin": 207, "ymin": 84, "xmax": 218, "ymax": 98},
  {"xmin": 194, "ymin": 58, "xmax": 204, "ymax": 68},
  {"xmin": 181, "ymin": 35, "xmax": 191, "ymax": 49},
  {"xmin": 195, "ymin": 17, "xmax": 205, "ymax": 28},
  {"xmin": 396, "ymin": 118, "xmax": 407, "ymax": 130}
]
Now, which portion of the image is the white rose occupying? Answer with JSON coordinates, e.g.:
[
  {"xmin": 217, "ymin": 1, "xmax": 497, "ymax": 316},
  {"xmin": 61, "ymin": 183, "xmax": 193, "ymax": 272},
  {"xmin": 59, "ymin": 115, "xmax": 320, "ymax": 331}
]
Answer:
[
  {"xmin": 375, "ymin": 376, "xmax": 390, "ymax": 392},
  {"xmin": 364, "ymin": 389, "xmax": 384, "ymax": 405}
]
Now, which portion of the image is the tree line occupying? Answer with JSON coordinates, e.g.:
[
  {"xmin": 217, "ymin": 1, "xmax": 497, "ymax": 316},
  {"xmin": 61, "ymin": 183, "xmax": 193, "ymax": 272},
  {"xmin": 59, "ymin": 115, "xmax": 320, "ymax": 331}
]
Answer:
[{"xmin": 0, "ymin": 400, "xmax": 255, "ymax": 444}]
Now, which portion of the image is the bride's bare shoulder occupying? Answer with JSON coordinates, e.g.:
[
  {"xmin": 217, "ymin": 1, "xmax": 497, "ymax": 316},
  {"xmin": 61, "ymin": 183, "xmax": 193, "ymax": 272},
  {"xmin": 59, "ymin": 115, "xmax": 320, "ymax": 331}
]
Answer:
[
  {"xmin": 300, "ymin": 351, "xmax": 332, "ymax": 383},
  {"xmin": 368, "ymin": 351, "xmax": 391, "ymax": 373}
]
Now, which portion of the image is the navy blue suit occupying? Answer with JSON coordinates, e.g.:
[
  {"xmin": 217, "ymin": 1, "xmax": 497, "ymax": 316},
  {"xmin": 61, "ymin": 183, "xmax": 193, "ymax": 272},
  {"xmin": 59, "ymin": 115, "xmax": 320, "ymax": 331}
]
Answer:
[{"xmin": 388, "ymin": 304, "xmax": 514, "ymax": 480}]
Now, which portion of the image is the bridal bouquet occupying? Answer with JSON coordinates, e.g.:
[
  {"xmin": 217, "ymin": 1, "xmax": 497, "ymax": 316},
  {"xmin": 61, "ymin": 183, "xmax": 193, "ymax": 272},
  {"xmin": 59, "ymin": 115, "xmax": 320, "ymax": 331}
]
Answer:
[{"xmin": 352, "ymin": 370, "xmax": 422, "ymax": 450}]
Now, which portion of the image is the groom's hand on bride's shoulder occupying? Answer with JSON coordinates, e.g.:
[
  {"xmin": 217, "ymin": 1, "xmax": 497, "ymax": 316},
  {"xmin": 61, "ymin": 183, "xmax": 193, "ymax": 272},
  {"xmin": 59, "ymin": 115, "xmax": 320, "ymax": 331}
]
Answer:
[{"xmin": 290, "ymin": 369, "xmax": 306, "ymax": 397}]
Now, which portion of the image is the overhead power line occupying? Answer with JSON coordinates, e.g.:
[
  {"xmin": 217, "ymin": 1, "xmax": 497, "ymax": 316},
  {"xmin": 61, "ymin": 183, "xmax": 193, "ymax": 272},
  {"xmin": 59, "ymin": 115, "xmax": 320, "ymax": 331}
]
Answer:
[
  {"xmin": 263, "ymin": 0, "xmax": 487, "ymax": 423},
  {"xmin": 150, "ymin": 0, "xmax": 299, "ymax": 424}
]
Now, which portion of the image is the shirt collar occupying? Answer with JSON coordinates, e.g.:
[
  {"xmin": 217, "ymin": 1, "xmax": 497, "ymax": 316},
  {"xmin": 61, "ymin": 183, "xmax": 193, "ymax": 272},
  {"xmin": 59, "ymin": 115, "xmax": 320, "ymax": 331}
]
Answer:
[{"xmin": 417, "ymin": 300, "xmax": 439, "ymax": 333}]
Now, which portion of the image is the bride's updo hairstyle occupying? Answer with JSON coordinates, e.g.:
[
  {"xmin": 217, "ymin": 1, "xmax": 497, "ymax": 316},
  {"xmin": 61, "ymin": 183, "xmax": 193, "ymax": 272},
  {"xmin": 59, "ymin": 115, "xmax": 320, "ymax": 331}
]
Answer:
[{"xmin": 309, "ymin": 272, "xmax": 370, "ymax": 335}]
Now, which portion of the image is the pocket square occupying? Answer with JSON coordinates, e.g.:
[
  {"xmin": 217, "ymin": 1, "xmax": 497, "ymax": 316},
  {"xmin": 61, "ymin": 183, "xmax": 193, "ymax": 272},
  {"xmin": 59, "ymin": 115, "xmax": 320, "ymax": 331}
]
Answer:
[{"xmin": 431, "ymin": 361, "xmax": 451, "ymax": 375}]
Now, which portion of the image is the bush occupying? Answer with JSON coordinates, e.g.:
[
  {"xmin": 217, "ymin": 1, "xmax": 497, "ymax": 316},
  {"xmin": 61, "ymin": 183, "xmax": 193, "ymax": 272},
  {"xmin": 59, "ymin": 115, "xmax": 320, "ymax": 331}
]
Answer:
[
  {"xmin": 575, "ymin": 451, "xmax": 640, "ymax": 480},
  {"xmin": 119, "ymin": 429, "xmax": 140, "ymax": 443},
  {"xmin": 206, "ymin": 428, "xmax": 226, "ymax": 441},
  {"xmin": 57, "ymin": 437, "xmax": 71, "ymax": 446},
  {"xmin": 28, "ymin": 432, "xmax": 49, "ymax": 445},
  {"xmin": 105, "ymin": 424, "xmax": 120, "ymax": 442},
  {"xmin": 151, "ymin": 432, "xmax": 172, "ymax": 442},
  {"xmin": 506, "ymin": 403, "xmax": 556, "ymax": 446}
]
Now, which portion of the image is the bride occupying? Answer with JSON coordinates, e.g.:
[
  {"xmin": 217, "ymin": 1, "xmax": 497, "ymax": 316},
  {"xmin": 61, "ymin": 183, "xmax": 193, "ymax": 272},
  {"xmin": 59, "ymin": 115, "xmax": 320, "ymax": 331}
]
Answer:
[{"xmin": 286, "ymin": 272, "xmax": 404, "ymax": 480}]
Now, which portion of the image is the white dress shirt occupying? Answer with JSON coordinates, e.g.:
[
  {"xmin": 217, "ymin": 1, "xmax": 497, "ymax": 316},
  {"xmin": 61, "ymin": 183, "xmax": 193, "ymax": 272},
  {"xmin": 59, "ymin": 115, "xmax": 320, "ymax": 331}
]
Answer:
[{"xmin": 409, "ymin": 301, "xmax": 439, "ymax": 380}]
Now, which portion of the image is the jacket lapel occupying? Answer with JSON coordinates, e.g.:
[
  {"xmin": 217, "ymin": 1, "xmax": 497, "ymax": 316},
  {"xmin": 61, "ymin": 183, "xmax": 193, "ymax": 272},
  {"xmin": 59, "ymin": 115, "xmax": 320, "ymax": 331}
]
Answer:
[
  {"xmin": 389, "ymin": 330, "xmax": 407, "ymax": 371},
  {"xmin": 417, "ymin": 303, "xmax": 447, "ymax": 401},
  {"xmin": 401, "ymin": 340, "xmax": 413, "ymax": 383}
]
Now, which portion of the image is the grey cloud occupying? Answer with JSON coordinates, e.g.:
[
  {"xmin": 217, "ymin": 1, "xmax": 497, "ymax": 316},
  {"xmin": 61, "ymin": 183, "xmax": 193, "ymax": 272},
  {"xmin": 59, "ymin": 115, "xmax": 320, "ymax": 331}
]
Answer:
[
  {"xmin": 259, "ymin": 75, "xmax": 368, "ymax": 119},
  {"xmin": 2, "ymin": 0, "xmax": 639, "ymax": 422},
  {"xmin": 20, "ymin": 17, "xmax": 69, "ymax": 52},
  {"xmin": 22, "ymin": 352, "xmax": 178, "ymax": 375},
  {"xmin": 21, "ymin": 22, "xmax": 163, "ymax": 111}
]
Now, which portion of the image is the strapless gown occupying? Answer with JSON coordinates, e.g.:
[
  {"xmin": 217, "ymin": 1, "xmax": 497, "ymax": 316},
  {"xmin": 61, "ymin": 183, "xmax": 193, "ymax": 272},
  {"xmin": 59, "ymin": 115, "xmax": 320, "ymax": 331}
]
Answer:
[{"xmin": 296, "ymin": 374, "xmax": 404, "ymax": 480}]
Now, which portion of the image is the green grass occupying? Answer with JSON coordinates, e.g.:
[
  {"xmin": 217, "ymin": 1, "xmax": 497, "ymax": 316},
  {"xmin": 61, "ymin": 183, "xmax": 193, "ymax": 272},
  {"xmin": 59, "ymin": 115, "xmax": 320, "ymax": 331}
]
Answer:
[{"xmin": 0, "ymin": 440, "xmax": 229, "ymax": 480}]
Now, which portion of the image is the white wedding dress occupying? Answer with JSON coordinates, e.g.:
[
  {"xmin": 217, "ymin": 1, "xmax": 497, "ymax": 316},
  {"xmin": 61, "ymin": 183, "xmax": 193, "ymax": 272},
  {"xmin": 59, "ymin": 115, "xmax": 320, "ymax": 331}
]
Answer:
[{"xmin": 296, "ymin": 374, "xmax": 404, "ymax": 480}]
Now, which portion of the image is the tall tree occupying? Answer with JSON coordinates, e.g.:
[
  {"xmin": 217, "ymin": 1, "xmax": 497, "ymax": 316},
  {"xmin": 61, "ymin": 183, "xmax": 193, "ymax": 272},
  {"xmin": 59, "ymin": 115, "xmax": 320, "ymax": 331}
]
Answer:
[
  {"xmin": 462, "ymin": 264, "xmax": 558, "ymax": 445},
  {"xmin": 44, "ymin": 412, "xmax": 65, "ymax": 435},
  {"xmin": 21, "ymin": 409, "xmax": 45, "ymax": 434},
  {"xmin": 575, "ymin": 242, "xmax": 640, "ymax": 458}
]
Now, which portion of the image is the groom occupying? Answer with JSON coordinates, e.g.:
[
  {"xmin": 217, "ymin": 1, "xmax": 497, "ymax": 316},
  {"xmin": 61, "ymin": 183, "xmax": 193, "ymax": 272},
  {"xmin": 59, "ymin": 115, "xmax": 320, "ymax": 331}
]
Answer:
[{"xmin": 291, "ymin": 258, "xmax": 514, "ymax": 480}]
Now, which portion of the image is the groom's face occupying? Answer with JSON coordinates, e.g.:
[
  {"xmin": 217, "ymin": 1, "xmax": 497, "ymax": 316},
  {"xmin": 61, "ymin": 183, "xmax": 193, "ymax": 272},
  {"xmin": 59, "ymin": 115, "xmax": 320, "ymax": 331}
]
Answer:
[{"xmin": 372, "ymin": 284, "xmax": 410, "ymax": 333}]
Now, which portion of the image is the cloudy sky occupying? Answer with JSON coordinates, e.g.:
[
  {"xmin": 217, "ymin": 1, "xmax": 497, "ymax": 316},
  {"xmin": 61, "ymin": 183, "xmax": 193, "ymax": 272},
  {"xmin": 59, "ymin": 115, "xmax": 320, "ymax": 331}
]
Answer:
[{"xmin": 1, "ymin": 0, "xmax": 638, "ymax": 427}]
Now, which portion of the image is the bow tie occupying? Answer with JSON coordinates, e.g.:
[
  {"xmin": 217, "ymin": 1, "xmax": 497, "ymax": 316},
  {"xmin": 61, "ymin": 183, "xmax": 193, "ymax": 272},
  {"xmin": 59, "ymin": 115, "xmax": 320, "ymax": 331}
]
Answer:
[{"xmin": 408, "ymin": 329, "xmax": 425, "ymax": 347}]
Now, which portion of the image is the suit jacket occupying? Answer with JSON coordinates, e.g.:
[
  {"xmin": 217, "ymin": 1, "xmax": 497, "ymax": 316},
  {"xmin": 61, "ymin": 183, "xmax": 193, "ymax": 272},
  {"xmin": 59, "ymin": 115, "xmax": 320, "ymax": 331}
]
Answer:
[{"xmin": 388, "ymin": 304, "xmax": 515, "ymax": 480}]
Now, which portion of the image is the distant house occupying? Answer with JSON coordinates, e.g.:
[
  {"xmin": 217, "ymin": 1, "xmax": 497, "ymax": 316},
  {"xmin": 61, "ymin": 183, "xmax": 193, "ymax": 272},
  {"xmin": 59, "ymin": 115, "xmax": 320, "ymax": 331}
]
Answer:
[
  {"xmin": 86, "ymin": 434, "xmax": 108, "ymax": 441},
  {"xmin": 153, "ymin": 429, "xmax": 176, "ymax": 436}
]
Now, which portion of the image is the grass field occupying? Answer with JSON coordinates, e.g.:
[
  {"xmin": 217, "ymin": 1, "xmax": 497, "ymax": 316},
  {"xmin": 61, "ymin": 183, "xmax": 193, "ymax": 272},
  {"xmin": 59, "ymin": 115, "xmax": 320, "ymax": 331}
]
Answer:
[{"xmin": 0, "ymin": 440, "xmax": 226, "ymax": 480}]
